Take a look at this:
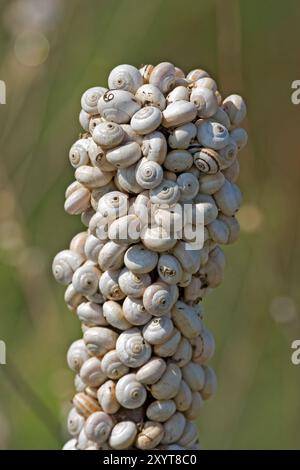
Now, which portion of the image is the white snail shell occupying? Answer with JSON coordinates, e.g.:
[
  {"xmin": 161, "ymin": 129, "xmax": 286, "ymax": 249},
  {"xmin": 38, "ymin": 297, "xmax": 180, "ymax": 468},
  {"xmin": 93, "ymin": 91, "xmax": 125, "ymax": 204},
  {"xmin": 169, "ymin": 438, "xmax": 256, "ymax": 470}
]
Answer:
[
  {"xmin": 198, "ymin": 171, "xmax": 225, "ymax": 195},
  {"xmin": 142, "ymin": 316, "xmax": 174, "ymax": 345},
  {"xmin": 131, "ymin": 106, "xmax": 162, "ymax": 135},
  {"xmin": 91, "ymin": 181, "xmax": 118, "ymax": 209},
  {"xmin": 116, "ymin": 328, "xmax": 152, "ymax": 368},
  {"xmin": 193, "ymin": 76, "xmax": 217, "ymax": 91},
  {"xmin": 146, "ymin": 400, "xmax": 176, "ymax": 422},
  {"xmin": 222, "ymin": 159, "xmax": 240, "ymax": 182},
  {"xmin": 162, "ymin": 100, "xmax": 197, "ymax": 128},
  {"xmin": 211, "ymin": 106, "xmax": 231, "ymax": 128},
  {"xmin": 72, "ymin": 263, "xmax": 101, "ymax": 296},
  {"xmin": 88, "ymin": 140, "xmax": 114, "ymax": 171},
  {"xmin": 69, "ymin": 139, "xmax": 90, "ymax": 168},
  {"xmin": 164, "ymin": 150, "xmax": 193, "ymax": 173},
  {"xmin": 222, "ymin": 94, "xmax": 246, "ymax": 126},
  {"xmin": 149, "ymin": 180, "xmax": 180, "ymax": 206},
  {"xmin": 187, "ymin": 68, "xmax": 209, "ymax": 81},
  {"xmin": 193, "ymin": 194, "xmax": 218, "ymax": 225},
  {"xmin": 218, "ymin": 139, "xmax": 238, "ymax": 169},
  {"xmin": 115, "ymin": 164, "xmax": 143, "ymax": 194},
  {"xmin": 173, "ymin": 336, "xmax": 193, "ymax": 367},
  {"xmin": 98, "ymin": 241, "xmax": 127, "ymax": 271},
  {"xmin": 153, "ymin": 328, "xmax": 181, "ymax": 357},
  {"xmin": 171, "ymin": 301, "xmax": 202, "ymax": 339},
  {"xmin": 190, "ymin": 87, "xmax": 218, "ymax": 118},
  {"xmin": 52, "ymin": 249, "xmax": 84, "ymax": 285},
  {"xmin": 118, "ymin": 268, "xmax": 151, "ymax": 298},
  {"xmin": 177, "ymin": 172, "xmax": 199, "ymax": 201},
  {"xmin": 135, "ymin": 421, "xmax": 164, "ymax": 450},
  {"xmin": 176, "ymin": 421, "xmax": 198, "ymax": 447},
  {"xmin": 166, "ymin": 85, "xmax": 190, "ymax": 104},
  {"xmin": 157, "ymin": 254, "xmax": 183, "ymax": 285},
  {"xmin": 67, "ymin": 407, "xmax": 85, "ymax": 437},
  {"xmin": 83, "ymin": 327, "xmax": 118, "ymax": 356},
  {"xmin": 97, "ymin": 380, "xmax": 120, "ymax": 414},
  {"xmin": 81, "ymin": 87, "xmax": 107, "ymax": 114},
  {"xmin": 115, "ymin": 373, "xmax": 147, "ymax": 409},
  {"xmin": 70, "ymin": 231, "xmax": 88, "ymax": 259},
  {"xmin": 184, "ymin": 391, "xmax": 203, "ymax": 420},
  {"xmin": 124, "ymin": 243, "xmax": 158, "ymax": 274},
  {"xmin": 64, "ymin": 284, "xmax": 84, "ymax": 310},
  {"xmin": 64, "ymin": 185, "xmax": 91, "ymax": 215},
  {"xmin": 141, "ymin": 131, "xmax": 167, "ymax": 164},
  {"xmin": 108, "ymin": 214, "xmax": 141, "ymax": 245},
  {"xmin": 97, "ymin": 191, "xmax": 129, "ymax": 221},
  {"xmin": 218, "ymin": 213, "xmax": 240, "ymax": 243},
  {"xmin": 84, "ymin": 235, "xmax": 104, "ymax": 263},
  {"xmin": 77, "ymin": 302, "xmax": 107, "ymax": 327},
  {"xmin": 230, "ymin": 127, "xmax": 248, "ymax": 150},
  {"xmin": 197, "ymin": 120, "xmax": 229, "ymax": 150},
  {"xmin": 135, "ymin": 357, "xmax": 166, "ymax": 385},
  {"xmin": 121, "ymin": 297, "xmax": 150, "ymax": 326},
  {"xmin": 79, "ymin": 109, "xmax": 90, "ymax": 131},
  {"xmin": 84, "ymin": 411, "xmax": 114, "ymax": 444},
  {"xmin": 108, "ymin": 64, "xmax": 143, "ymax": 94},
  {"xmin": 151, "ymin": 363, "xmax": 182, "ymax": 400},
  {"xmin": 109, "ymin": 421, "xmax": 137, "ymax": 450},
  {"xmin": 214, "ymin": 179, "xmax": 242, "ymax": 215},
  {"xmin": 168, "ymin": 122, "xmax": 197, "ymax": 149},
  {"xmin": 149, "ymin": 62, "xmax": 176, "ymax": 94},
  {"xmin": 201, "ymin": 365, "xmax": 217, "ymax": 400},
  {"xmin": 181, "ymin": 362, "xmax": 205, "ymax": 392},
  {"xmin": 143, "ymin": 282, "xmax": 174, "ymax": 316},
  {"xmin": 92, "ymin": 121, "xmax": 124, "ymax": 149},
  {"xmin": 207, "ymin": 218, "xmax": 230, "ymax": 244},
  {"xmin": 174, "ymin": 380, "xmax": 193, "ymax": 411},
  {"xmin": 192, "ymin": 327, "xmax": 215, "ymax": 364},
  {"xmin": 172, "ymin": 241, "xmax": 202, "ymax": 274},
  {"xmin": 98, "ymin": 89, "xmax": 141, "ymax": 124},
  {"xmin": 99, "ymin": 270, "xmax": 125, "ymax": 301},
  {"xmin": 101, "ymin": 349, "xmax": 129, "ymax": 379},
  {"xmin": 75, "ymin": 165, "xmax": 113, "ymax": 189},
  {"xmin": 135, "ymin": 84, "xmax": 166, "ymax": 111},
  {"xmin": 161, "ymin": 412, "xmax": 186, "ymax": 444},
  {"xmin": 67, "ymin": 339, "xmax": 90, "ymax": 373},
  {"xmin": 103, "ymin": 300, "xmax": 131, "ymax": 330},
  {"xmin": 106, "ymin": 141, "xmax": 141, "ymax": 169},
  {"xmin": 79, "ymin": 356, "xmax": 107, "ymax": 387},
  {"xmin": 135, "ymin": 158, "xmax": 163, "ymax": 189}
]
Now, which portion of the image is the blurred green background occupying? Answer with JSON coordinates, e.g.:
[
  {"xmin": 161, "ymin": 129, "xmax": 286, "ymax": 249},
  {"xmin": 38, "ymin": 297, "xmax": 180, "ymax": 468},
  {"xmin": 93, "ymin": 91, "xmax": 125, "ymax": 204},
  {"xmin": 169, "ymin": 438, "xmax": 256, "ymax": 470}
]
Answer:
[{"xmin": 0, "ymin": 0, "xmax": 300, "ymax": 450}]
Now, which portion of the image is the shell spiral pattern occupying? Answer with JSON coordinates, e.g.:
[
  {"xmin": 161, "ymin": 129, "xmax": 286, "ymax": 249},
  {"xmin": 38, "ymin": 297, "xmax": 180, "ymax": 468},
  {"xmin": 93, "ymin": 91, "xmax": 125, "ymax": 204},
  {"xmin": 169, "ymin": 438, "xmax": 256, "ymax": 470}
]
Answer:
[{"xmin": 54, "ymin": 62, "xmax": 247, "ymax": 451}]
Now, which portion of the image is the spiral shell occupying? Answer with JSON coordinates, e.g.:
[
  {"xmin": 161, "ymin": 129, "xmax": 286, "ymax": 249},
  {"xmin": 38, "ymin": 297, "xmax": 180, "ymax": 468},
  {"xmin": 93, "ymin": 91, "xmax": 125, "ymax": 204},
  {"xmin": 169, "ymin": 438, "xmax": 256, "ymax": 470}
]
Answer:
[
  {"xmin": 222, "ymin": 94, "xmax": 246, "ymax": 127},
  {"xmin": 193, "ymin": 148, "xmax": 220, "ymax": 174},
  {"xmin": 213, "ymin": 179, "xmax": 242, "ymax": 215},
  {"xmin": 101, "ymin": 350, "xmax": 129, "ymax": 379},
  {"xmin": 143, "ymin": 282, "xmax": 173, "ymax": 316},
  {"xmin": 172, "ymin": 301, "xmax": 202, "ymax": 339},
  {"xmin": 98, "ymin": 241, "xmax": 127, "ymax": 271},
  {"xmin": 115, "ymin": 164, "xmax": 143, "ymax": 194},
  {"xmin": 173, "ymin": 336, "xmax": 193, "ymax": 367},
  {"xmin": 174, "ymin": 381, "xmax": 192, "ymax": 411},
  {"xmin": 106, "ymin": 141, "xmax": 141, "ymax": 169},
  {"xmin": 141, "ymin": 131, "xmax": 167, "ymax": 164},
  {"xmin": 122, "ymin": 297, "xmax": 151, "ymax": 326},
  {"xmin": 190, "ymin": 87, "xmax": 218, "ymax": 118},
  {"xmin": 79, "ymin": 109, "xmax": 90, "ymax": 131},
  {"xmin": 116, "ymin": 328, "xmax": 152, "ymax": 368},
  {"xmin": 92, "ymin": 121, "xmax": 124, "ymax": 149},
  {"xmin": 230, "ymin": 127, "xmax": 248, "ymax": 150},
  {"xmin": 77, "ymin": 302, "xmax": 107, "ymax": 326},
  {"xmin": 83, "ymin": 327, "xmax": 118, "ymax": 356},
  {"xmin": 118, "ymin": 268, "xmax": 151, "ymax": 298},
  {"xmin": 131, "ymin": 106, "xmax": 162, "ymax": 135},
  {"xmin": 164, "ymin": 150, "xmax": 193, "ymax": 173},
  {"xmin": 177, "ymin": 172, "xmax": 199, "ymax": 201},
  {"xmin": 108, "ymin": 64, "xmax": 143, "ymax": 94},
  {"xmin": 153, "ymin": 328, "xmax": 181, "ymax": 357},
  {"xmin": 162, "ymin": 100, "xmax": 197, "ymax": 128},
  {"xmin": 197, "ymin": 120, "xmax": 229, "ymax": 150},
  {"xmin": 146, "ymin": 400, "xmax": 176, "ymax": 422},
  {"xmin": 72, "ymin": 263, "xmax": 101, "ymax": 296},
  {"xmin": 135, "ymin": 158, "xmax": 163, "ymax": 189},
  {"xmin": 161, "ymin": 412, "xmax": 186, "ymax": 445},
  {"xmin": 79, "ymin": 356, "xmax": 106, "ymax": 387},
  {"xmin": 124, "ymin": 244, "xmax": 158, "ymax": 274},
  {"xmin": 81, "ymin": 87, "xmax": 107, "ymax": 114},
  {"xmin": 135, "ymin": 357, "xmax": 166, "ymax": 385},
  {"xmin": 115, "ymin": 373, "xmax": 147, "ymax": 409},
  {"xmin": 177, "ymin": 421, "xmax": 198, "ymax": 447},
  {"xmin": 167, "ymin": 85, "xmax": 190, "ymax": 104},
  {"xmin": 181, "ymin": 362, "xmax": 205, "ymax": 392},
  {"xmin": 69, "ymin": 139, "xmax": 90, "ymax": 168},
  {"xmin": 157, "ymin": 254, "xmax": 183, "ymax": 285},
  {"xmin": 52, "ymin": 250, "xmax": 84, "ymax": 285},
  {"xmin": 84, "ymin": 411, "xmax": 114, "ymax": 444},
  {"xmin": 135, "ymin": 421, "xmax": 164, "ymax": 450},
  {"xmin": 98, "ymin": 89, "xmax": 141, "ymax": 124},
  {"xmin": 103, "ymin": 300, "xmax": 131, "ymax": 330},
  {"xmin": 149, "ymin": 62, "xmax": 176, "ymax": 94},
  {"xmin": 67, "ymin": 339, "xmax": 90, "ymax": 373},
  {"xmin": 99, "ymin": 270, "xmax": 125, "ymax": 301},
  {"xmin": 109, "ymin": 421, "xmax": 138, "ymax": 450},
  {"xmin": 67, "ymin": 408, "xmax": 85, "ymax": 437},
  {"xmin": 75, "ymin": 166, "xmax": 113, "ymax": 189},
  {"xmin": 64, "ymin": 185, "xmax": 91, "ymax": 215},
  {"xmin": 73, "ymin": 392, "xmax": 100, "ymax": 417},
  {"xmin": 201, "ymin": 365, "xmax": 217, "ymax": 400},
  {"xmin": 168, "ymin": 122, "xmax": 197, "ymax": 149},
  {"xmin": 97, "ymin": 380, "xmax": 120, "ymax": 414},
  {"xmin": 149, "ymin": 180, "xmax": 180, "ymax": 206},
  {"xmin": 135, "ymin": 84, "xmax": 166, "ymax": 111},
  {"xmin": 142, "ymin": 316, "xmax": 174, "ymax": 345},
  {"xmin": 151, "ymin": 363, "xmax": 182, "ymax": 400}
]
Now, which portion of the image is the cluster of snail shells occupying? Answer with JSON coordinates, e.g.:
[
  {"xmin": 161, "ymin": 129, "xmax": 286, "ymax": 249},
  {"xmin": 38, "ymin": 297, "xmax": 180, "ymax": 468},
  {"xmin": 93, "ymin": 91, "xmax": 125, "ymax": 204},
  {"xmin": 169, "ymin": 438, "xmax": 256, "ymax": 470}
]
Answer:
[{"xmin": 53, "ymin": 62, "xmax": 247, "ymax": 451}]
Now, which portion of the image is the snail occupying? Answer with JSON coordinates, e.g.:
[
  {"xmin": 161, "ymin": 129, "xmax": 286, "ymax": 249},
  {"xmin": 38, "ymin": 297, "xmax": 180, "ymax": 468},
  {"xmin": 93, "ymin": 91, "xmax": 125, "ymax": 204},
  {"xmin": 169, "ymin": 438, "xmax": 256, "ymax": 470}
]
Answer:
[
  {"xmin": 73, "ymin": 392, "xmax": 101, "ymax": 417},
  {"xmin": 124, "ymin": 244, "xmax": 158, "ymax": 274},
  {"xmin": 151, "ymin": 363, "xmax": 182, "ymax": 400},
  {"xmin": 135, "ymin": 84, "xmax": 166, "ymax": 111},
  {"xmin": 157, "ymin": 254, "xmax": 183, "ymax": 285},
  {"xmin": 115, "ymin": 164, "xmax": 143, "ymax": 194},
  {"xmin": 122, "ymin": 296, "xmax": 152, "ymax": 326},
  {"xmin": 149, "ymin": 180, "xmax": 180, "ymax": 206},
  {"xmin": 130, "ymin": 106, "xmax": 162, "ymax": 135},
  {"xmin": 162, "ymin": 100, "xmax": 197, "ymax": 128},
  {"xmin": 201, "ymin": 365, "xmax": 217, "ymax": 400},
  {"xmin": 192, "ymin": 327, "xmax": 215, "ymax": 364},
  {"xmin": 69, "ymin": 139, "xmax": 90, "ymax": 168},
  {"xmin": 149, "ymin": 62, "xmax": 176, "ymax": 94},
  {"xmin": 166, "ymin": 85, "xmax": 190, "ymax": 104},
  {"xmin": 168, "ymin": 122, "xmax": 197, "ymax": 149},
  {"xmin": 52, "ymin": 250, "xmax": 84, "ymax": 285},
  {"xmin": 106, "ymin": 141, "xmax": 141, "ymax": 169},
  {"xmin": 108, "ymin": 64, "xmax": 143, "ymax": 94},
  {"xmin": 135, "ymin": 158, "xmax": 163, "ymax": 189},
  {"xmin": 186, "ymin": 68, "xmax": 209, "ymax": 81},
  {"xmin": 198, "ymin": 171, "xmax": 225, "ymax": 195},
  {"xmin": 174, "ymin": 381, "xmax": 193, "ymax": 412},
  {"xmin": 197, "ymin": 120, "xmax": 230, "ymax": 149},
  {"xmin": 141, "ymin": 131, "xmax": 167, "ymax": 164},
  {"xmin": 193, "ymin": 148, "xmax": 220, "ymax": 174},
  {"xmin": 84, "ymin": 235, "xmax": 104, "ymax": 263},
  {"xmin": 143, "ymin": 282, "xmax": 174, "ymax": 316},
  {"xmin": 153, "ymin": 328, "xmax": 181, "ymax": 357},
  {"xmin": 193, "ymin": 76, "xmax": 217, "ymax": 91},
  {"xmin": 79, "ymin": 109, "xmax": 90, "ymax": 131},
  {"xmin": 64, "ymin": 283, "xmax": 84, "ymax": 310},
  {"xmin": 177, "ymin": 421, "xmax": 199, "ymax": 447},
  {"xmin": 181, "ymin": 362, "xmax": 205, "ymax": 392},
  {"xmin": 101, "ymin": 349, "xmax": 129, "ymax": 380},
  {"xmin": 67, "ymin": 407, "xmax": 85, "ymax": 437},
  {"xmin": 72, "ymin": 263, "xmax": 101, "ymax": 296},
  {"xmin": 222, "ymin": 94, "xmax": 247, "ymax": 127},
  {"xmin": 146, "ymin": 400, "xmax": 176, "ymax": 422},
  {"xmin": 171, "ymin": 301, "xmax": 202, "ymax": 339},
  {"xmin": 135, "ymin": 357, "xmax": 167, "ymax": 384},
  {"xmin": 97, "ymin": 89, "xmax": 141, "ymax": 124},
  {"xmin": 161, "ymin": 412, "xmax": 186, "ymax": 444},
  {"xmin": 171, "ymin": 241, "xmax": 202, "ymax": 274},
  {"xmin": 79, "ymin": 356, "xmax": 107, "ymax": 387},
  {"xmin": 75, "ymin": 165, "xmax": 113, "ymax": 189},
  {"xmin": 135, "ymin": 421, "xmax": 164, "ymax": 450},
  {"xmin": 109, "ymin": 421, "xmax": 138, "ymax": 449},
  {"xmin": 92, "ymin": 121, "xmax": 124, "ymax": 149},
  {"xmin": 190, "ymin": 87, "xmax": 218, "ymax": 118},
  {"xmin": 177, "ymin": 172, "xmax": 199, "ymax": 202},
  {"xmin": 98, "ymin": 241, "xmax": 127, "ymax": 271},
  {"xmin": 142, "ymin": 316, "xmax": 174, "ymax": 345},
  {"xmin": 139, "ymin": 64, "xmax": 154, "ymax": 82},
  {"xmin": 222, "ymin": 158, "xmax": 240, "ymax": 182},
  {"xmin": 116, "ymin": 328, "xmax": 152, "ymax": 368},
  {"xmin": 77, "ymin": 301, "xmax": 107, "ymax": 327},
  {"xmin": 83, "ymin": 326, "xmax": 118, "ymax": 356},
  {"xmin": 230, "ymin": 127, "xmax": 248, "ymax": 150},
  {"xmin": 70, "ymin": 231, "xmax": 88, "ymax": 259},
  {"xmin": 81, "ymin": 87, "xmax": 107, "ymax": 114},
  {"xmin": 214, "ymin": 179, "xmax": 242, "ymax": 215},
  {"xmin": 67, "ymin": 339, "xmax": 90, "ymax": 373},
  {"xmin": 115, "ymin": 373, "xmax": 147, "ymax": 409},
  {"xmin": 99, "ymin": 269, "xmax": 125, "ymax": 301},
  {"xmin": 173, "ymin": 336, "xmax": 193, "ymax": 367},
  {"xmin": 84, "ymin": 411, "xmax": 114, "ymax": 444},
  {"xmin": 102, "ymin": 300, "xmax": 131, "ymax": 330},
  {"xmin": 88, "ymin": 140, "xmax": 115, "ymax": 171},
  {"xmin": 97, "ymin": 380, "xmax": 120, "ymax": 414},
  {"xmin": 164, "ymin": 149, "xmax": 193, "ymax": 173},
  {"xmin": 118, "ymin": 268, "xmax": 151, "ymax": 298}
]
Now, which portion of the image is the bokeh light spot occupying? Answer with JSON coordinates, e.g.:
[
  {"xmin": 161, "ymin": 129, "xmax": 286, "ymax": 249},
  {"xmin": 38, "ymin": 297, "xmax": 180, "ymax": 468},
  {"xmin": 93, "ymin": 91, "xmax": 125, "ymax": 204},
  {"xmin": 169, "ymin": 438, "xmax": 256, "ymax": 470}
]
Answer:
[{"xmin": 14, "ymin": 31, "xmax": 50, "ymax": 67}]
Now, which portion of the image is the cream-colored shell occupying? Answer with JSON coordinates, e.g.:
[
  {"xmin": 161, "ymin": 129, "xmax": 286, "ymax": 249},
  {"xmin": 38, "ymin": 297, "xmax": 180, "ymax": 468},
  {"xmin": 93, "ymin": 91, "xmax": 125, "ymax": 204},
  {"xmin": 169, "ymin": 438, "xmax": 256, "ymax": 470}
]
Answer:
[
  {"xmin": 67, "ymin": 407, "xmax": 85, "ymax": 437},
  {"xmin": 141, "ymin": 131, "xmax": 167, "ymax": 164},
  {"xmin": 101, "ymin": 349, "xmax": 129, "ymax": 380},
  {"xmin": 184, "ymin": 391, "xmax": 203, "ymax": 420},
  {"xmin": 149, "ymin": 62, "xmax": 176, "ymax": 94},
  {"xmin": 135, "ymin": 421, "xmax": 164, "ymax": 450},
  {"xmin": 176, "ymin": 421, "xmax": 198, "ymax": 447},
  {"xmin": 108, "ymin": 64, "xmax": 143, "ymax": 94},
  {"xmin": 83, "ymin": 326, "xmax": 118, "ymax": 356},
  {"xmin": 103, "ymin": 300, "xmax": 131, "ymax": 330},
  {"xmin": 181, "ymin": 362, "xmax": 205, "ymax": 392},
  {"xmin": 52, "ymin": 249, "xmax": 84, "ymax": 285},
  {"xmin": 106, "ymin": 141, "xmax": 141, "ymax": 169},
  {"xmin": 84, "ymin": 411, "xmax": 114, "ymax": 444},
  {"xmin": 142, "ymin": 316, "xmax": 174, "ymax": 345},
  {"xmin": 146, "ymin": 400, "xmax": 176, "ymax": 422},
  {"xmin": 122, "ymin": 296, "xmax": 152, "ymax": 326},
  {"xmin": 174, "ymin": 380, "xmax": 192, "ymax": 411},
  {"xmin": 135, "ymin": 357, "xmax": 167, "ymax": 385},
  {"xmin": 173, "ymin": 336, "xmax": 193, "ymax": 367},
  {"xmin": 69, "ymin": 138, "xmax": 90, "ymax": 168},
  {"xmin": 97, "ymin": 89, "xmax": 141, "ymax": 124},
  {"xmin": 135, "ymin": 84, "xmax": 166, "ymax": 111},
  {"xmin": 124, "ymin": 243, "xmax": 158, "ymax": 274},
  {"xmin": 157, "ymin": 254, "xmax": 183, "ymax": 285},
  {"xmin": 73, "ymin": 392, "xmax": 100, "ymax": 417},
  {"xmin": 98, "ymin": 241, "xmax": 127, "ymax": 271},
  {"xmin": 135, "ymin": 158, "xmax": 163, "ymax": 189},
  {"xmin": 67, "ymin": 339, "xmax": 90, "ymax": 373},
  {"xmin": 143, "ymin": 282, "xmax": 173, "ymax": 316},
  {"xmin": 168, "ymin": 122, "xmax": 197, "ymax": 149},
  {"xmin": 131, "ymin": 106, "xmax": 162, "ymax": 135},
  {"xmin": 72, "ymin": 263, "xmax": 101, "ymax": 296},
  {"xmin": 115, "ymin": 373, "xmax": 147, "ymax": 409},
  {"xmin": 79, "ymin": 356, "xmax": 106, "ymax": 387},
  {"xmin": 109, "ymin": 421, "xmax": 137, "ymax": 450},
  {"xmin": 115, "ymin": 165, "xmax": 143, "ymax": 194},
  {"xmin": 75, "ymin": 165, "xmax": 113, "ymax": 189},
  {"xmin": 118, "ymin": 268, "xmax": 151, "ymax": 298},
  {"xmin": 153, "ymin": 328, "xmax": 181, "ymax": 357},
  {"xmin": 162, "ymin": 100, "xmax": 197, "ymax": 128},
  {"xmin": 92, "ymin": 121, "xmax": 124, "ymax": 149},
  {"xmin": 171, "ymin": 301, "xmax": 202, "ymax": 339},
  {"xmin": 81, "ymin": 87, "xmax": 107, "ymax": 114},
  {"xmin": 116, "ymin": 328, "xmax": 152, "ymax": 368},
  {"xmin": 164, "ymin": 150, "xmax": 193, "ymax": 173},
  {"xmin": 151, "ymin": 363, "xmax": 182, "ymax": 400},
  {"xmin": 161, "ymin": 412, "xmax": 186, "ymax": 444},
  {"xmin": 99, "ymin": 270, "xmax": 125, "ymax": 301},
  {"xmin": 97, "ymin": 380, "xmax": 120, "ymax": 414}
]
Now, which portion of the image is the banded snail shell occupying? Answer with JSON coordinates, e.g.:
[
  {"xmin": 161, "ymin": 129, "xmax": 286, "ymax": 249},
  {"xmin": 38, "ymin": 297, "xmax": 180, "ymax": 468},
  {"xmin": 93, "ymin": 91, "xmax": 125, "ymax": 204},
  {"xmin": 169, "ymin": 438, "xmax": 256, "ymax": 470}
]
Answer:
[
  {"xmin": 101, "ymin": 350, "xmax": 129, "ymax": 380},
  {"xmin": 135, "ymin": 357, "xmax": 167, "ymax": 385},
  {"xmin": 135, "ymin": 158, "xmax": 163, "ymax": 189},
  {"xmin": 142, "ymin": 316, "xmax": 174, "ymax": 345},
  {"xmin": 72, "ymin": 263, "xmax": 101, "ymax": 296},
  {"xmin": 84, "ymin": 411, "xmax": 114, "ymax": 444},
  {"xmin": 135, "ymin": 84, "xmax": 166, "ymax": 111},
  {"xmin": 197, "ymin": 119, "xmax": 229, "ymax": 149},
  {"xmin": 97, "ymin": 89, "xmax": 141, "ymax": 124},
  {"xmin": 115, "ymin": 164, "xmax": 143, "ymax": 194},
  {"xmin": 173, "ymin": 336, "xmax": 193, "ymax": 367},
  {"xmin": 184, "ymin": 391, "xmax": 203, "ymax": 420},
  {"xmin": 52, "ymin": 249, "xmax": 84, "ymax": 285},
  {"xmin": 163, "ymin": 150, "xmax": 193, "ymax": 173},
  {"xmin": 99, "ymin": 270, "xmax": 125, "ymax": 301},
  {"xmin": 168, "ymin": 122, "xmax": 197, "ymax": 149},
  {"xmin": 171, "ymin": 301, "xmax": 202, "ymax": 339},
  {"xmin": 69, "ymin": 139, "xmax": 90, "ymax": 168},
  {"xmin": 149, "ymin": 62, "xmax": 176, "ymax": 94},
  {"xmin": 162, "ymin": 100, "xmax": 197, "ymax": 128},
  {"xmin": 124, "ymin": 244, "xmax": 158, "ymax": 274},
  {"xmin": 83, "ymin": 326, "xmax": 118, "ymax": 356},
  {"xmin": 106, "ymin": 141, "xmax": 141, "ymax": 169},
  {"xmin": 73, "ymin": 392, "xmax": 100, "ymax": 417},
  {"xmin": 118, "ymin": 268, "xmax": 151, "ymax": 299},
  {"xmin": 131, "ymin": 106, "xmax": 162, "ymax": 135},
  {"xmin": 143, "ymin": 282, "xmax": 173, "ymax": 316},
  {"xmin": 116, "ymin": 328, "xmax": 152, "ymax": 368},
  {"xmin": 75, "ymin": 166, "xmax": 113, "ymax": 189},
  {"xmin": 81, "ymin": 87, "xmax": 107, "ymax": 114},
  {"xmin": 115, "ymin": 373, "xmax": 147, "ymax": 409},
  {"xmin": 141, "ymin": 131, "xmax": 167, "ymax": 164},
  {"xmin": 67, "ymin": 407, "xmax": 85, "ymax": 437},
  {"xmin": 77, "ymin": 302, "xmax": 107, "ymax": 326},
  {"xmin": 157, "ymin": 254, "xmax": 183, "ymax": 285},
  {"xmin": 177, "ymin": 172, "xmax": 199, "ymax": 201},
  {"xmin": 98, "ymin": 241, "xmax": 127, "ymax": 271},
  {"xmin": 146, "ymin": 400, "xmax": 176, "ymax": 422},
  {"xmin": 108, "ymin": 64, "xmax": 143, "ymax": 94},
  {"xmin": 174, "ymin": 380, "xmax": 193, "ymax": 411},
  {"xmin": 102, "ymin": 300, "xmax": 131, "ymax": 330},
  {"xmin": 135, "ymin": 421, "xmax": 164, "ymax": 450},
  {"xmin": 161, "ymin": 412, "xmax": 186, "ymax": 444},
  {"xmin": 92, "ymin": 121, "xmax": 124, "ymax": 149},
  {"xmin": 149, "ymin": 180, "xmax": 180, "ymax": 206},
  {"xmin": 151, "ymin": 363, "xmax": 182, "ymax": 400},
  {"xmin": 201, "ymin": 365, "xmax": 217, "ymax": 400},
  {"xmin": 97, "ymin": 380, "xmax": 120, "ymax": 414},
  {"xmin": 153, "ymin": 328, "xmax": 181, "ymax": 357},
  {"xmin": 182, "ymin": 362, "xmax": 205, "ymax": 392},
  {"xmin": 122, "ymin": 296, "xmax": 152, "ymax": 326},
  {"xmin": 67, "ymin": 339, "xmax": 90, "ymax": 373},
  {"xmin": 193, "ymin": 148, "xmax": 220, "ymax": 174},
  {"xmin": 109, "ymin": 421, "xmax": 137, "ymax": 450},
  {"xmin": 79, "ymin": 356, "xmax": 106, "ymax": 387}
]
